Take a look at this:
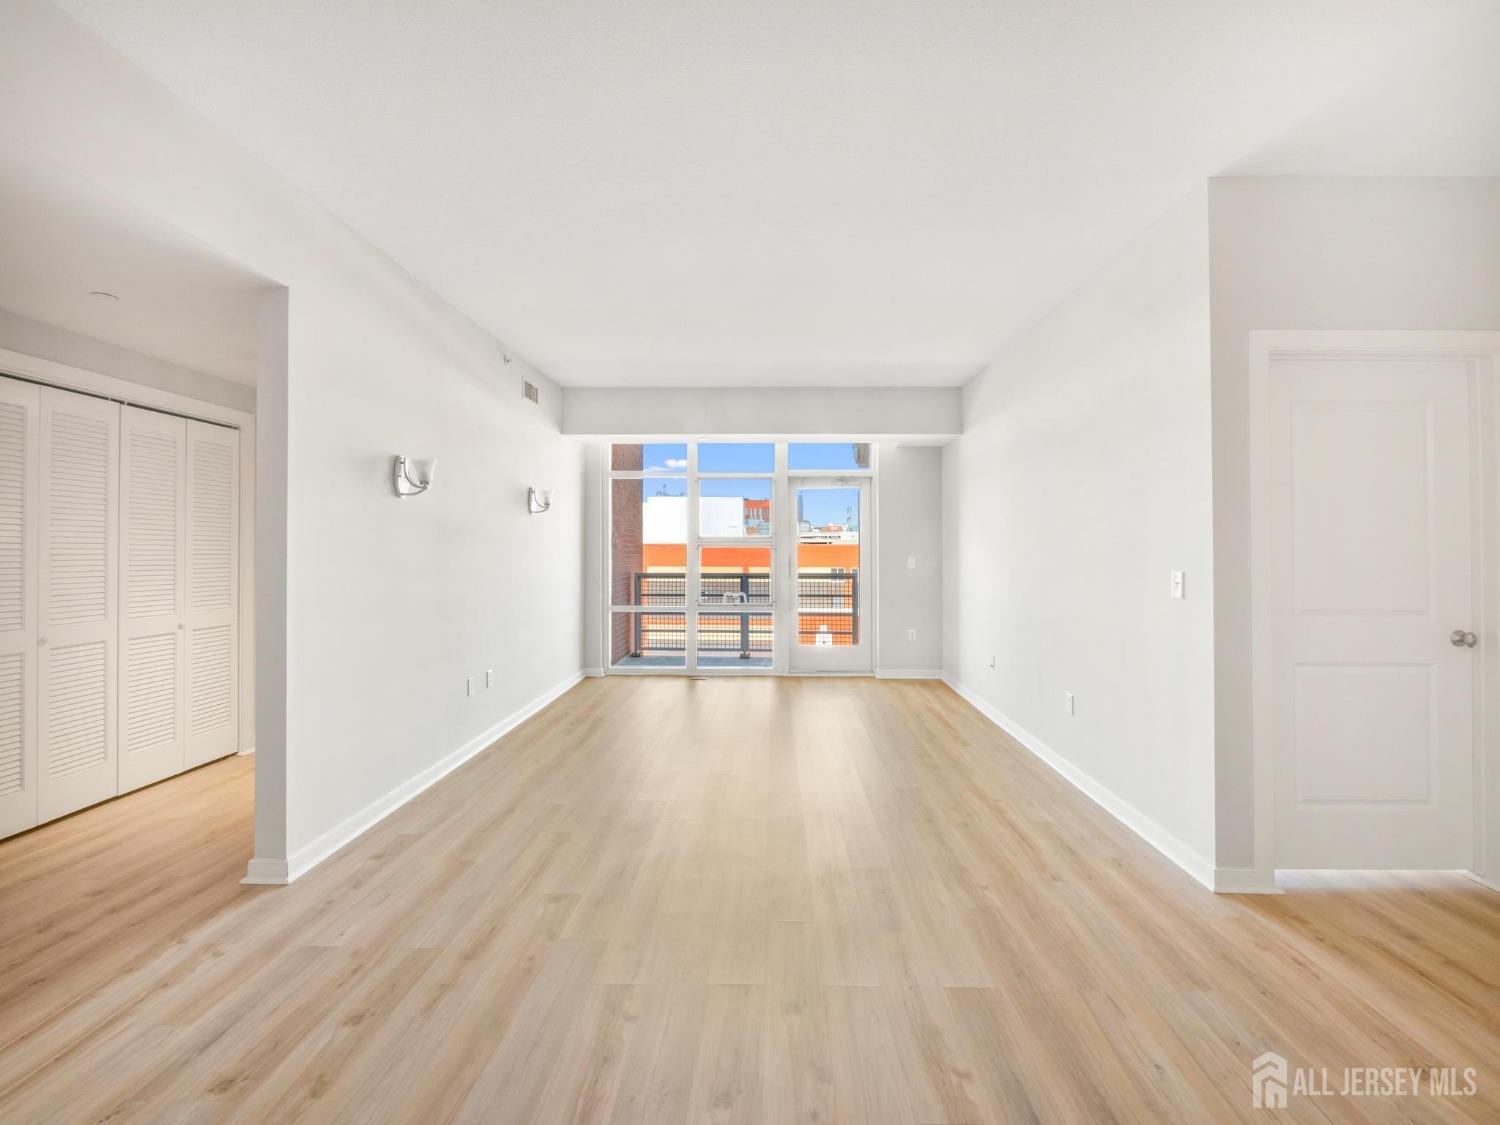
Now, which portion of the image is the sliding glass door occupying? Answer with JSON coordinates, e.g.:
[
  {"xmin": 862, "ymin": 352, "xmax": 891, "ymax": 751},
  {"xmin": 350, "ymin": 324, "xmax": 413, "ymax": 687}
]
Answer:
[{"xmin": 606, "ymin": 441, "xmax": 871, "ymax": 674}]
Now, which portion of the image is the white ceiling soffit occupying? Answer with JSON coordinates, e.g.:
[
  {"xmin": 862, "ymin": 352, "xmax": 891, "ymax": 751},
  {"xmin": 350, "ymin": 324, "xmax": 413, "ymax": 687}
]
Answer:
[
  {"xmin": 0, "ymin": 143, "xmax": 266, "ymax": 385},
  {"xmin": 53, "ymin": 0, "xmax": 1500, "ymax": 389}
]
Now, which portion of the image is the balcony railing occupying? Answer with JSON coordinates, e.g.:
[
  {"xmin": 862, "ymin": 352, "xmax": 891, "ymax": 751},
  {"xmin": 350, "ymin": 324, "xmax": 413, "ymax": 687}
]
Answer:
[{"xmin": 626, "ymin": 571, "xmax": 858, "ymax": 657}]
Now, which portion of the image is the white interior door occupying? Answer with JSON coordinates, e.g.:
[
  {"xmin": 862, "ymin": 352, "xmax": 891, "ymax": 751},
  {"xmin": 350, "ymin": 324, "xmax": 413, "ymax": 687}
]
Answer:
[
  {"xmin": 184, "ymin": 420, "xmax": 238, "ymax": 767},
  {"xmin": 36, "ymin": 387, "xmax": 119, "ymax": 822},
  {"xmin": 787, "ymin": 478, "xmax": 870, "ymax": 674},
  {"xmin": 118, "ymin": 406, "xmax": 186, "ymax": 792},
  {"xmin": 1270, "ymin": 355, "xmax": 1474, "ymax": 869},
  {"xmin": 0, "ymin": 377, "xmax": 39, "ymax": 837}
]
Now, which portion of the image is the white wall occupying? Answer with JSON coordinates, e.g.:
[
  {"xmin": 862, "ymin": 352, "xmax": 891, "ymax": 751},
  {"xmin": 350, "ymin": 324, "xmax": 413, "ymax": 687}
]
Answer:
[
  {"xmin": 1208, "ymin": 177, "xmax": 1500, "ymax": 878},
  {"xmin": 876, "ymin": 444, "xmax": 943, "ymax": 674},
  {"xmin": 944, "ymin": 186, "xmax": 1217, "ymax": 881},
  {"xmin": 563, "ymin": 386, "xmax": 961, "ymax": 438},
  {"xmin": 0, "ymin": 0, "xmax": 586, "ymax": 876},
  {"xmin": 0, "ymin": 308, "xmax": 255, "ymax": 414}
]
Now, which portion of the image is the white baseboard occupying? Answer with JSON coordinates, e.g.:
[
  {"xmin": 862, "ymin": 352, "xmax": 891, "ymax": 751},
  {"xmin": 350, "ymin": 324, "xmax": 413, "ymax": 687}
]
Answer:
[
  {"xmin": 942, "ymin": 675, "xmax": 1217, "ymax": 892},
  {"xmin": 1212, "ymin": 866, "xmax": 1283, "ymax": 894},
  {"xmin": 1463, "ymin": 869, "xmax": 1500, "ymax": 894},
  {"xmin": 583, "ymin": 666, "xmax": 604, "ymax": 677},
  {"xmin": 241, "ymin": 857, "xmax": 288, "ymax": 884},
  {"xmin": 875, "ymin": 668, "xmax": 945, "ymax": 680},
  {"xmin": 238, "ymin": 744, "xmax": 255, "ymax": 756},
  {"xmin": 241, "ymin": 670, "xmax": 586, "ymax": 886}
]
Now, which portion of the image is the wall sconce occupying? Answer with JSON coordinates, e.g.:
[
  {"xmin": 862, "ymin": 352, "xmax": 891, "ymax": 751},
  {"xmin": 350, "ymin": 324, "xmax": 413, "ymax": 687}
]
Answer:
[
  {"xmin": 528, "ymin": 487, "xmax": 553, "ymax": 514},
  {"xmin": 393, "ymin": 456, "xmax": 438, "ymax": 498}
]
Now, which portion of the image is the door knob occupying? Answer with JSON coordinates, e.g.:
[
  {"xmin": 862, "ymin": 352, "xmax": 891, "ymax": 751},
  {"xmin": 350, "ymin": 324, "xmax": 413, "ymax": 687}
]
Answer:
[{"xmin": 1451, "ymin": 629, "xmax": 1478, "ymax": 648}]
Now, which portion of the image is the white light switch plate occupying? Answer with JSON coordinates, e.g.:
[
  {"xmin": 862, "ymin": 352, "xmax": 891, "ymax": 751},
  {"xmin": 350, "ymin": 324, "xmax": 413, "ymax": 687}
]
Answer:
[
  {"xmin": 1170, "ymin": 570, "xmax": 1185, "ymax": 599},
  {"xmin": 1064, "ymin": 692, "xmax": 1075, "ymax": 715}
]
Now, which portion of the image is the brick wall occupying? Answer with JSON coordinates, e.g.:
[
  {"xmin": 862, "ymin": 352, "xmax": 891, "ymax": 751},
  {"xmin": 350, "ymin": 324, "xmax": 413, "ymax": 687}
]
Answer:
[{"xmin": 610, "ymin": 444, "xmax": 643, "ymax": 663}]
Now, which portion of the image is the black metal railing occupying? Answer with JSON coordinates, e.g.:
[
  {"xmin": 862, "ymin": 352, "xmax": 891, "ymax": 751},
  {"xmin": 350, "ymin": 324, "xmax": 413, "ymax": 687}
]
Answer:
[
  {"xmin": 626, "ymin": 571, "xmax": 859, "ymax": 656},
  {"xmin": 696, "ymin": 613, "xmax": 774, "ymax": 656}
]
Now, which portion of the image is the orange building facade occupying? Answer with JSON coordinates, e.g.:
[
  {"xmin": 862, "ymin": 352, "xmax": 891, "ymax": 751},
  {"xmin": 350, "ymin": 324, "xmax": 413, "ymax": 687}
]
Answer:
[{"xmin": 638, "ymin": 541, "xmax": 859, "ymax": 647}]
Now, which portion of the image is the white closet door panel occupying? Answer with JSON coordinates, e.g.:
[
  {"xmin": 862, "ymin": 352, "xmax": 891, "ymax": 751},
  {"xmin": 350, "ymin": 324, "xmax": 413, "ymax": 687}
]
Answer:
[
  {"xmin": 118, "ymin": 407, "xmax": 185, "ymax": 793},
  {"xmin": 44, "ymin": 413, "xmax": 113, "ymax": 626},
  {"xmin": 0, "ymin": 377, "xmax": 39, "ymax": 838},
  {"xmin": 36, "ymin": 387, "xmax": 117, "ymax": 822},
  {"xmin": 184, "ymin": 421, "xmax": 237, "ymax": 767},
  {"xmin": 188, "ymin": 623, "xmax": 233, "ymax": 738},
  {"xmin": 0, "ymin": 388, "xmax": 33, "ymax": 635},
  {"xmin": 0, "ymin": 653, "xmax": 27, "ymax": 800},
  {"xmin": 188, "ymin": 427, "xmax": 233, "ymax": 614}
]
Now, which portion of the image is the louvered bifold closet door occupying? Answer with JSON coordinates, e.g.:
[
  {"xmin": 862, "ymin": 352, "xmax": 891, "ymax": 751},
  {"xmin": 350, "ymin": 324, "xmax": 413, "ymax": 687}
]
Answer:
[
  {"xmin": 118, "ymin": 407, "xmax": 186, "ymax": 793},
  {"xmin": 36, "ymin": 387, "xmax": 119, "ymax": 822},
  {"xmin": 0, "ymin": 378, "xmax": 40, "ymax": 839},
  {"xmin": 184, "ymin": 420, "xmax": 237, "ymax": 768}
]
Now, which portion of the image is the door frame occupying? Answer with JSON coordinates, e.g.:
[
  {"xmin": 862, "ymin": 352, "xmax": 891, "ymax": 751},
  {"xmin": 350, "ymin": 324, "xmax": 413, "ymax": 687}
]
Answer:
[{"xmin": 1249, "ymin": 330, "xmax": 1500, "ymax": 890}]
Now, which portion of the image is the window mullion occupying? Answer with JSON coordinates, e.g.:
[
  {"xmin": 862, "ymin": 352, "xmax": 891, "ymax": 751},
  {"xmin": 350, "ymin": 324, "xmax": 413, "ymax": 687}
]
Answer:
[{"xmin": 686, "ymin": 442, "xmax": 700, "ymax": 672}]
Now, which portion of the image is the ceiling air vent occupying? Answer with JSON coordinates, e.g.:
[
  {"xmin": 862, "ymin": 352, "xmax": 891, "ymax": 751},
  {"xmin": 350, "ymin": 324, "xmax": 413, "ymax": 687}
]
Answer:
[{"xmin": 523, "ymin": 380, "xmax": 540, "ymax": 405}]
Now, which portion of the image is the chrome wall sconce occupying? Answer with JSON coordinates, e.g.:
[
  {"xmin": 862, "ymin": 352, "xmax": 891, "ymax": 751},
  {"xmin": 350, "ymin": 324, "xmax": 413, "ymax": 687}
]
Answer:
[
  {"xmin": 527, "ymin": 487, "xmax": 553, "ymax": 514},
  {"xmin": 393, "ymin": 455, "xmax": 438, "ymax": 498}
]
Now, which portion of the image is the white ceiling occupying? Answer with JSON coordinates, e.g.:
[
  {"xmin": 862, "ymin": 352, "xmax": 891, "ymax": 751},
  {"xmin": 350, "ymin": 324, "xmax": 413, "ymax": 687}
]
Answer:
[
  {"xmin": 0, "ymin": 144, "xmax": 266, "ymax": 385},
  {"xmin": 1231, "ymin": 29, "xmax": 1500, "ymax": 176},
  {"xmin": 52, "ymin": 0, "xmax": 1500, "ymax": 389}
]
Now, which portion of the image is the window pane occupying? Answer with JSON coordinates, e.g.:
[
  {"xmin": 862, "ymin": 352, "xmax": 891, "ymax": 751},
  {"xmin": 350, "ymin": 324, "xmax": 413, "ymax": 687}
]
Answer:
[
  {"xmin": 699, "ymin": 442, "xmax": 773, "ymax": 474},
  {"xmin": 699, "ymin": 546, "xmax": 771, "ymax": 605},
  {"xmin": 788, "ymin": 442, "xmax": 871, "ymax": 471},
  {"xmin": 611, "ymin": 442, "xmax": 688, "ymax": 472},
  {"xmin": 610, "ymin": 611, "xmax": 685, "ymax": 668},
  {"xmin": 612, "ymin": 477, "xmax": 686, "ymax": 607},
  {"xmin": 697, "ymin": 613, "xmax": 773, "ymax": 669},
  {"xmin": 796, "ymin": 485, "xmax": 861, "ymax": 646},
  {"xmin": 699, "ymin": 478, "xmax": 771, "ymax": 537}
]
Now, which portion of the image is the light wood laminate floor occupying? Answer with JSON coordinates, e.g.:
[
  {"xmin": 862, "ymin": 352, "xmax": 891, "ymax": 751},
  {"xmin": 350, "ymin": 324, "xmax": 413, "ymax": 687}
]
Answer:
[{"xmin": 1, "ymin": 677, "xmax": 1497, "ymax": 1123}]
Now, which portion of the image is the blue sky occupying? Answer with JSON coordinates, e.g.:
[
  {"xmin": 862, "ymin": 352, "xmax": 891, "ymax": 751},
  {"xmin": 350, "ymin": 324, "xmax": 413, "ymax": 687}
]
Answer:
[
  {"xmin": 798, "ymin": 487, "xmax": 858, "ymax": 528},
  {"xmin": 641, "ymin": 443, "xmax": 688, "ymax": 471}
]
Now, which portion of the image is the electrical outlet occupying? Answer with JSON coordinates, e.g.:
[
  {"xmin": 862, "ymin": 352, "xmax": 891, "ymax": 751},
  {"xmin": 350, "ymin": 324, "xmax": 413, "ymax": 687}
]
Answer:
[
  {"xmin": 466, "ymin": 676, "xmax": 475, "ymax": 697},
  {"xmin": 1064, "ymin": 692, "xmax": 1075, "ymax": 715},
  {"xmin": 486, "ymin": 669, "xmax": 495, "ymax": 688},
  {"xmin": 907, "ymin": 627, "xmax": 918, "ymax": 642}
]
